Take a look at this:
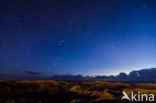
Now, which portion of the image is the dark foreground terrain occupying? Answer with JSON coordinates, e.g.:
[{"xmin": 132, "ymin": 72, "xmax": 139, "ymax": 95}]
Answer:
[{"xmin": 0, "ymin": 80, "xmax": 156, "ymax": 103}]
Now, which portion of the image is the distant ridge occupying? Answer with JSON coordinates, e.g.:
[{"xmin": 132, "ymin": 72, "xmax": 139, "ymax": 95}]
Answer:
[{"xmin": 1, "ymin": 68, "xmax": 156, "ymax": 83}]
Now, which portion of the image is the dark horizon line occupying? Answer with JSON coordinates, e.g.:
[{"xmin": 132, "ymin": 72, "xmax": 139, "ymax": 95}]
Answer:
[{"xmin": 1, "ymin": 68, "xmax": 156, "ymax": 82}]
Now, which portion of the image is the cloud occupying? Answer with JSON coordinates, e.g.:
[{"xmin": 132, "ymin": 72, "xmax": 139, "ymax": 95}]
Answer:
[{"xmin": 24, "ymin": 71, "xmax": 41, "ymax": 75}]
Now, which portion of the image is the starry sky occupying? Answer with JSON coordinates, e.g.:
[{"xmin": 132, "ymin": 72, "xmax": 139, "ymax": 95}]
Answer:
[{"xmin": 1, "ymin": 0, "xmax": 156, "ymax": 76}]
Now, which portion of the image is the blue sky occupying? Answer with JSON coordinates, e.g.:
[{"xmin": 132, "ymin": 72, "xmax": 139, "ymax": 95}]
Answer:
[{"xmin": 0, "ymin": 0, "xmax": 156, "ymax": 76}]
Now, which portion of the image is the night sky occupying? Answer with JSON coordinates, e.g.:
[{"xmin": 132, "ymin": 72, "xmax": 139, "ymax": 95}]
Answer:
[{"xmin": 1, "ymin": 0, "xmax": 156, "ymax": 77}]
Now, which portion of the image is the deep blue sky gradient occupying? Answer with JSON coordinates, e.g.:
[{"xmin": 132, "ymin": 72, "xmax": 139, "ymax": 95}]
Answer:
[{"xmin": 0, "ymin": 0, "xmax": 156, "ymax": 76}]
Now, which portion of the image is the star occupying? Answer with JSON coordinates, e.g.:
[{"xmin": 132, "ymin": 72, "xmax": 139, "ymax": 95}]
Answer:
[
  {"xmin": 16, "ymin": 64, "xmax": 20, "ymax": 68},
  {"xmin": 53, "ymin": 63, "xmax": 57, "ymax": 66},
  {"xmin": 111, "ymin": 46, "xmax": 116, "ymax": 49},
  {"xmin": 57, "ymin": 40, "xmax": 65, "ymax": 45}
]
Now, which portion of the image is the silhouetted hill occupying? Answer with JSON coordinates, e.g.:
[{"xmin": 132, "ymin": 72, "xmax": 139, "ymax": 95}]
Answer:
[{"xmin": 128, "ymin": 68, "xmax": 156, "ymax": 81}]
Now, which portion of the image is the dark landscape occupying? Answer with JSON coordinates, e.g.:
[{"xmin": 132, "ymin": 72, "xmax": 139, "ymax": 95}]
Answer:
[
  {"xmin": 1, "ymin": 80, "xmax": 156, "ymax": 103},
  {"xmin": 1, "ymin": 68, "xmax": 156, "ymax": 103}
]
